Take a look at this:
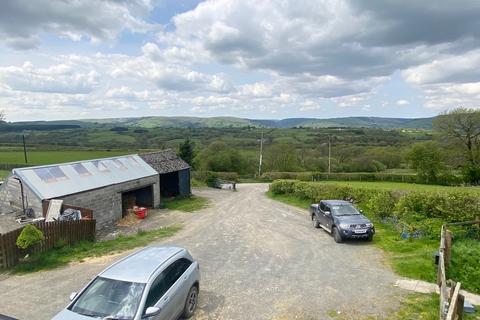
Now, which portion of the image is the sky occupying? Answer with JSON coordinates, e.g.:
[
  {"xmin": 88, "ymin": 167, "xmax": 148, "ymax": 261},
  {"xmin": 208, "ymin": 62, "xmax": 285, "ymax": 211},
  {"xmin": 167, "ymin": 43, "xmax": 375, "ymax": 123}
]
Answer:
[{"xmin": 1, "ymin": 0, "xmax": 480, "ymax": 122}]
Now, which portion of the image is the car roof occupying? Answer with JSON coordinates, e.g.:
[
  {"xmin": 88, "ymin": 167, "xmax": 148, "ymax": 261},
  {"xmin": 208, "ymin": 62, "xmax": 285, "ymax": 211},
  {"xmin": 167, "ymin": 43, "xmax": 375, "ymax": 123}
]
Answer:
[
  {"xmin": 322, "ymin": 200, "xmax": 353, "ymax": 206},
  {"xmin": 100, "ymin": 246, "xmax": 186, "ymax": 283}
]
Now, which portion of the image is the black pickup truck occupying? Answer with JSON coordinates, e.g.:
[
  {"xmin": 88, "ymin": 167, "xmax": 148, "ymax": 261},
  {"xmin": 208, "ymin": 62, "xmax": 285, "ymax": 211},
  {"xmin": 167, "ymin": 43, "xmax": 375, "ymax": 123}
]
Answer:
[{"xmin": 310, "ymin": 200, "xmax": 375, "ymax": 243}]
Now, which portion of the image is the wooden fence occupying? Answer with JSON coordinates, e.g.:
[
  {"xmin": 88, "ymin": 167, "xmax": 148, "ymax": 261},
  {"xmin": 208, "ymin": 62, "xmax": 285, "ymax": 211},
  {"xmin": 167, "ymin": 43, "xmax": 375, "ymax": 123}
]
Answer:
[
  {"xmin": 0, "ymin": 219, "xmax": 96, "ymax": 269},
  {"xmin": 438, "ymin": 220, "xmax": 480, "ymax": 320}
]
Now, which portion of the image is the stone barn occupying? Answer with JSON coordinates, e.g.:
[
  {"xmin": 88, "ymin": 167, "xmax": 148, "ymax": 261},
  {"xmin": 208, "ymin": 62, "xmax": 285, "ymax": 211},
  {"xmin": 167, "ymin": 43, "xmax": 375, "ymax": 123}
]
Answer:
[
  {"xmin": 0, "ymin": 155, "xmax": 160, "ymax": 229},
  {"xmin": 140, "ymin": 150, "xmax": 191, "ymax": 198}
]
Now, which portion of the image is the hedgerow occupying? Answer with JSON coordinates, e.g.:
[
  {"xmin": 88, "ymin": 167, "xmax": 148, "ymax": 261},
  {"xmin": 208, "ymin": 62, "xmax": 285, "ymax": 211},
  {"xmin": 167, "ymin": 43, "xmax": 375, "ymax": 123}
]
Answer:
[{"xmin": 270, "ymin": 180, "xmax": 480, "ymax": 237}]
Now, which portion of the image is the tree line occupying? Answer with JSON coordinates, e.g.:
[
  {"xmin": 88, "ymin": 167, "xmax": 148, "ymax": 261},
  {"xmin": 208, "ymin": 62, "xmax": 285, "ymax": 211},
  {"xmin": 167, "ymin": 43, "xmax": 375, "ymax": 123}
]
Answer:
[{"xmin": 178, "ymin": 108, "xmax": 480, "ymax": 185}]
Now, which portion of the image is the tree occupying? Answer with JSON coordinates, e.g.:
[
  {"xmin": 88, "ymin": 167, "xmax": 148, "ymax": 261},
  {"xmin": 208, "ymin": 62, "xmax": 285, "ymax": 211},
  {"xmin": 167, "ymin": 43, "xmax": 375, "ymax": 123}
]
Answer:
[
  {"xmin": 406, "ymin": 141, "xmax": 445, "ymax": 183},
  {"xmin": 264, "ymin": 144, "xmax": 299, "ymax": 172},
  {"xmin": 434, "ymin": 108, "xmax": 480, "ymax": 184},
  {"xmin": 178, "ymin": 137, "xmax": 196, "ymax": 167},
  {"xmin": 196, "ymin": 141, "xmax": 246, "ymax": 173}
]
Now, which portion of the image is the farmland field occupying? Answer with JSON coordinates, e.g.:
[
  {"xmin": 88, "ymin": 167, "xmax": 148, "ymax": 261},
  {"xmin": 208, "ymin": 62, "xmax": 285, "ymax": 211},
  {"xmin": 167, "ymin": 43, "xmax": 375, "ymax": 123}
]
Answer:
[
  {"xmin": 0, "ymin": 170, "xmax": 9, "ymax": 179},
  {"xmin": 315, "ymin": 180, "xmax": 480, "ymax": 193},
  {"xmin": 0, "ymin": 150, "xmax": 132, "ymax": 166}
]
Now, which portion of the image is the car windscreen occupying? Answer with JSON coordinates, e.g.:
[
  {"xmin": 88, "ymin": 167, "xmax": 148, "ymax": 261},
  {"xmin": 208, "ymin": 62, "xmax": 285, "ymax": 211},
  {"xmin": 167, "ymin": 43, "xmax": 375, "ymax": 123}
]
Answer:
[
  {"xmin": 69, "ymin": 277, "xmax": 145, "ymax": 319},
  {"xmin": 331, "ymin": 204, "xmax": 359, "ymax": 216}
]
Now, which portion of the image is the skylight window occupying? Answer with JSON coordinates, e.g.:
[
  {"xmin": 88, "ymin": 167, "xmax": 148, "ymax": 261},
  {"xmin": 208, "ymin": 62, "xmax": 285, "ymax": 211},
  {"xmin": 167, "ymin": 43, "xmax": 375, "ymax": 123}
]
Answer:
[
  {"xmin": 112, "ymin": 159, "xmax": 128, "ymax": 170},
  {"xmin": 92, "ymin": 160, "xmax": 110, "ymax": 172},
  {"xmin": 73, "ymin": 163, "xmax": 91, "ymax": 176},
  {"xmin": 34, "ymin": 166, "xmax": 68, "ymax": 183},
  {"xmin": 128, "ymin": 156, "xmax": 140, "ymax": 166}
]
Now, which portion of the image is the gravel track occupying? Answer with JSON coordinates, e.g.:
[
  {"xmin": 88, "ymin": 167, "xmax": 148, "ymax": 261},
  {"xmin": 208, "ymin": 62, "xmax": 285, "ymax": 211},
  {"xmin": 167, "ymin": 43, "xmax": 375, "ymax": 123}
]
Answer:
[{"xmin": 0, "ymin": 183, "xmax": 403, "ymax": 319}]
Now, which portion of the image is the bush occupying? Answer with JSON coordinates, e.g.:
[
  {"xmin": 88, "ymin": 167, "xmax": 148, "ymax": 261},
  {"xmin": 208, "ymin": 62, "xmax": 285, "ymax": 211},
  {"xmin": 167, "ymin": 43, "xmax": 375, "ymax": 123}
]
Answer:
[{"xmin": 16, "ymin": 224, "xmax": 45, "ymax": 250}]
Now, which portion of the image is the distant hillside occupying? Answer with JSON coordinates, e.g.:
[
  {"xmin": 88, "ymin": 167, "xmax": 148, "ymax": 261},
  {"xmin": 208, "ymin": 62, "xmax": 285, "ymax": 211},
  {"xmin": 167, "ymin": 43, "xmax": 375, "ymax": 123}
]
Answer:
[{"xmin": 6, "ymin": 116, "xmax": 435, "ymax": 130}]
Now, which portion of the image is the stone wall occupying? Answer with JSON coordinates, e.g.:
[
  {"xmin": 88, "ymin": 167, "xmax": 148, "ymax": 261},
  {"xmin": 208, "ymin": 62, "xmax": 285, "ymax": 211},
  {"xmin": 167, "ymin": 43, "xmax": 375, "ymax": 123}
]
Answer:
[
  {"xmin": 60, "ymin": 175, "xmax": 160, "ymax": 229},
  {"xmin": 0, "ymin": 175, "xmax": 43, "ymax": 216}
]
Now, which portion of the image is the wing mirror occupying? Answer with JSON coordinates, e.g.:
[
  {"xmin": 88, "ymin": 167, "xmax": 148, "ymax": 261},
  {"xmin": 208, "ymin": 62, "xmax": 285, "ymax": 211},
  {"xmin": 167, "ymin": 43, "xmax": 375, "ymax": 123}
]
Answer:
[
  {"xmin": 144, "ymin": 307, "xmax": 161, "ymax": 318},
  {"xmin": 69, "ymin": 292, "xmax": 77, "ymax": 301}
]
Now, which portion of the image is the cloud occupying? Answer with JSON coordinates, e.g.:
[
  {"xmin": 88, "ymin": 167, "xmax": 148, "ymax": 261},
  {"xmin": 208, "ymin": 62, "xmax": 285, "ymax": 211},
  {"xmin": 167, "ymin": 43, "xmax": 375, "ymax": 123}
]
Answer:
[
  {"xmin": 168, "ymin": 0, "xmax": 480, "ymax": 80},
  {"xmin": 0, "ymin": 62, "xmax": 99, "ymax": 94},
  {"xmin": 0, "ymin": 0, "xmax": 155, "ymax": 49},
  {"xmin": 3, "ymin": 0, "xmax": 480, "ymax": 120}
]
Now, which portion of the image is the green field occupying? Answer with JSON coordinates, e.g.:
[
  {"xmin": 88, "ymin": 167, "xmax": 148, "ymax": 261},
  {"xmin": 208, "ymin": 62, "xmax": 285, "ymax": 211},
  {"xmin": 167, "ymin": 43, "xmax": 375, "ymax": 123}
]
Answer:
[
  {"xmin": 0, "ymin": 170, "xmax": 9, "ymax": 179},
  {"xmin": 0, "ymin": 150, "xmax": 132, "ymax": 165},
  {"xmin": 316, "ymin": 180, "xmax": 480, "ymax": 192}
]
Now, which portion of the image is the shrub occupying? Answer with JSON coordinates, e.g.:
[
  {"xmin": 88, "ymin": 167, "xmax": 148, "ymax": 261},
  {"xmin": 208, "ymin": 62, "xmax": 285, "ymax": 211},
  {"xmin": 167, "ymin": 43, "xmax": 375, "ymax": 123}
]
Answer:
[
  {"xmin": 16, "ymin": 224, "xmax": 45, "ymax": 250},
  {"xmin": 365, "ymin": 191, "xmax": 397, "ymax": 219}
]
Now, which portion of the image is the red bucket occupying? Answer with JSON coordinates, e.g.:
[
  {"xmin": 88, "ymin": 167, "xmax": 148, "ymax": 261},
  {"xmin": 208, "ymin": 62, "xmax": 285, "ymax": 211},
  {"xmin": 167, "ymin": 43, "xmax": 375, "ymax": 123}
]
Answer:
[{"xmin": 135, "ymin": 207, "xmax": 148, "ymax": 219}]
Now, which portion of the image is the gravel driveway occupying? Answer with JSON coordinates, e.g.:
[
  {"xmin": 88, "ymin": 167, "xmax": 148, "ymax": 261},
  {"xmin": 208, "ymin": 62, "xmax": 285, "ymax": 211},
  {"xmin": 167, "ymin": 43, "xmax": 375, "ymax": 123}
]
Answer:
[{"xmin": 0, "ymin": 183, "xmax": 403, "ymax": 319}]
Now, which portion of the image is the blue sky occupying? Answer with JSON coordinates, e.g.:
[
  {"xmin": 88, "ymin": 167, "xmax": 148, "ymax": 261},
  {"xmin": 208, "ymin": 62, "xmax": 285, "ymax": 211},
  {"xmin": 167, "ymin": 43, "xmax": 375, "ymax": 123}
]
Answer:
[{"xmin": 1, "ymin": 0, "xmax": 480, "ymax": 121}]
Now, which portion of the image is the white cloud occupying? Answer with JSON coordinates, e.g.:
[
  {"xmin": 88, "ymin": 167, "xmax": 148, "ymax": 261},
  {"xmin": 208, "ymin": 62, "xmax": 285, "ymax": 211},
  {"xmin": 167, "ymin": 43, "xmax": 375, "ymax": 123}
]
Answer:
[
  {"xmin": 0, "ymin": 61, "xmax": 99, "ymax": 94},
  {"xmin": 3, "ymin": 0, "xmax": 480, "ymax": 120},
  {"xmin": 0, "ymin": 0, "xmax": 155, "ymax": 49},
  {"xmin": 396, "ymin": 99, "xmax": 410, "ymax": 106}
]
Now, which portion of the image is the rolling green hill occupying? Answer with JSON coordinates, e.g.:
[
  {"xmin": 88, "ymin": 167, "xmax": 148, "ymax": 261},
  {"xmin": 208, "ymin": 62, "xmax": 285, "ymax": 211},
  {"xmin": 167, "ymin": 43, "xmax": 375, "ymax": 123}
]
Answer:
[{"xmin": 3, "ymin": 116, "xmax": 435, "ymax": 130}]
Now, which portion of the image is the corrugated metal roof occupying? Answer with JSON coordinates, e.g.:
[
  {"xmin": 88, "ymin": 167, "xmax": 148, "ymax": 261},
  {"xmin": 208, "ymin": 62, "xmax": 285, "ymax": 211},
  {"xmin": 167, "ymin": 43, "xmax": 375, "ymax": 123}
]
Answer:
[
  {"xmin": 13, "ymin": 155, "xmax": 157, "ymax": 200},
  {"xmin": 140, "ymin": 149, "xmax": 190, "ymax": 174}
]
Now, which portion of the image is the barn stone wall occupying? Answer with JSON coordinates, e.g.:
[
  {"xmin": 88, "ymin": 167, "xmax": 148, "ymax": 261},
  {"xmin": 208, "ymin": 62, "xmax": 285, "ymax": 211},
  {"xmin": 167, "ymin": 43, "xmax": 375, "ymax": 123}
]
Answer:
[
  {"xmin": 59, "ymin": 175, "xmax": 160, "ymax": 229},
  {"xmin": 0, "ymin": 175, "xmax": 43, "ymax": 216}
]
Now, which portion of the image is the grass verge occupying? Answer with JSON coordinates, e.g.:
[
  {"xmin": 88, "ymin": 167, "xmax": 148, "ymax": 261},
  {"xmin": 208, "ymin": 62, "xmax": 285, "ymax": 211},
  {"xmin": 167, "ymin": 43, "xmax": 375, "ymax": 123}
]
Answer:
[
  {"xmin": 13, "ymin": 224, "xmax": 182, "ymax": 273},
  {"xmin": 191, "ymin": 178, "xmax": 207, "ymax": 187},
  {"xmin": 163, "ymin": 195, "xmax": 209, "ymax": 212},
  {"xmin": 266, "ymin": 191, "xmax": 438, "ymax": 282},
  {"xmin": 390, "ymin": 293, "xmax": 477, "ymax": 320}
]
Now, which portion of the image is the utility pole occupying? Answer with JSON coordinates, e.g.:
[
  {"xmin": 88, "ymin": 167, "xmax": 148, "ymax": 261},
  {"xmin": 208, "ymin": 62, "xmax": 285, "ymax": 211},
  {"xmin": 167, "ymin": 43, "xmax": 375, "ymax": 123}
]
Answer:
[
  {"xmin": 328, "ymin": 135, "xmax": 331, "ymax": 174},
  {"xmin": 23, "ymin": 134, "xmax": 28, "ymax": 164},
  {"xmin": 258, "ymin": 130, "xmax": 264, "ymax": 177}
]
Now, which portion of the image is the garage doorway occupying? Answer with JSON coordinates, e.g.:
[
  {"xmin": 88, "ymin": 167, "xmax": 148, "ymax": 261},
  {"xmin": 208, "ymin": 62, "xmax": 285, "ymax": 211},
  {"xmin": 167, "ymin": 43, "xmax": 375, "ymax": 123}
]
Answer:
[
  {"xmin": 121, "ymin": 185, "xmax": 153, "ymax": 217},
  {"xmin": 160, "ymin": 171, "xmax": 180, "ymax": 197}
]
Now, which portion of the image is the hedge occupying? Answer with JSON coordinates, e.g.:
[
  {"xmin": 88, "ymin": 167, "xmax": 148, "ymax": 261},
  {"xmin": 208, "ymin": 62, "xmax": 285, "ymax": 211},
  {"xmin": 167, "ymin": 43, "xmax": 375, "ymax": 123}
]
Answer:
[
  {"xmin": 192, "ymin": 171, "xmax": 239, "ymax": 182},
  {"xmin": 261, "ymin": 171, "xmax": 463, "ymax": 186},
  {"xmin": 270, "ymin": 180, "xmax": 480, "ymax": 237}
]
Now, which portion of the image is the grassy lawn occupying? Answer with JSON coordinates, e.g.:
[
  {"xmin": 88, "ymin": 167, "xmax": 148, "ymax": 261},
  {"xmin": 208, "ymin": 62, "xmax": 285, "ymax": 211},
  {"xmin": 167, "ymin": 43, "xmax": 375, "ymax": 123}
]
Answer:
[
  {"xmin": 314, "ymin": 180, "xmax": 480, "ymax": 193},
  {"xmin": 0, "ymin": 150, "xmax": 131, "ymax": 165},
  {"xmin": 163, "ymin": 195, "xmax": 209, "ymax": 212},
  {"xmin": 449, "ymin": 238, "xmax": 480, "ymax": 294},
  {"xmin": 0, "ymin": 170, "xmax": 9, "ymax": 179},
  {"xmin": 267, "ymin": 191, "xmax": 438, "ymax": 282},
  {"xmin": 13, "ymin": 224, "xmax": 182, "ymax": 273}
]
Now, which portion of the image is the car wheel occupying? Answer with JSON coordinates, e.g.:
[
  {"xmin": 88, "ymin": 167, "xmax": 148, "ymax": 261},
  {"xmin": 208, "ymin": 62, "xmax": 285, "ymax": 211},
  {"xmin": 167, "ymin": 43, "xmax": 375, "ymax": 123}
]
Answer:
[
  {"xmin": 312, "ymin": 215, "xmax": 320, "ymax": 228},
  {"xmin": 182, "ymin": 285, "xmax": 199, "ymax": 318},
  {"xmin": 366, "ymin": 234, "xmax": 373, "ymax": 242},
  {"xmin": 333, "ymin": 227, "xmax": 343, "ymax": 243}
]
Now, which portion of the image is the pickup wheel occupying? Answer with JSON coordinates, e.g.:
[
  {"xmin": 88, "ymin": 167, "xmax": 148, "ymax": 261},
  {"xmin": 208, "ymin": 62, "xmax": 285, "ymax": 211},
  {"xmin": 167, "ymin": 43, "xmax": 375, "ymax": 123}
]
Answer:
[
  {"xmin": 312, "ymin": 215, "xmax": 320, "ymax": 228},
  {"xmin": 333, "ymin": 227, "xmax": 343, "ymax": 243}
]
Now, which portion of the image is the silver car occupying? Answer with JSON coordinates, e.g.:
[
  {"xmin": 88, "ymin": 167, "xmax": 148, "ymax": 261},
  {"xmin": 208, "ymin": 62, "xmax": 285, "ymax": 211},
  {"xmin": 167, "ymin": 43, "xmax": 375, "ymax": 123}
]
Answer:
[{"xmin": 52, "ymin": 246, "xmax": 200, "ymax": 320}]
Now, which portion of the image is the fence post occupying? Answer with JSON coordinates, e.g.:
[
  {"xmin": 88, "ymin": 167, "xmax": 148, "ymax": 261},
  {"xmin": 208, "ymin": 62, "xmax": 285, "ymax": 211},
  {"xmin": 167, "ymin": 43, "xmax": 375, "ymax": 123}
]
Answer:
[
  {"xmin": 446, "ymin": 282, "xmax": 462, "ymax": 320},
  {"xmin": 444, "ymin": 230, "xmax": 452, "ymax": 267}
]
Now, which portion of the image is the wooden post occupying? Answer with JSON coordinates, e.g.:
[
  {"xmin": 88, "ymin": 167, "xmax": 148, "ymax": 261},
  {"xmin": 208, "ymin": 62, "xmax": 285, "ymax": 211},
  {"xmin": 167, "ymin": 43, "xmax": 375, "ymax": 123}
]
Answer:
[
  {"xmin": 445, "ymin": 230, "xmax": 452, "ymax": 267},
  {"xmin": 456, "ymin": 294, "xmax": 464, "ymax": 320},
  {"xmin": 446, "ymin": 282, "xmax": 461, "ymax": 320}
]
